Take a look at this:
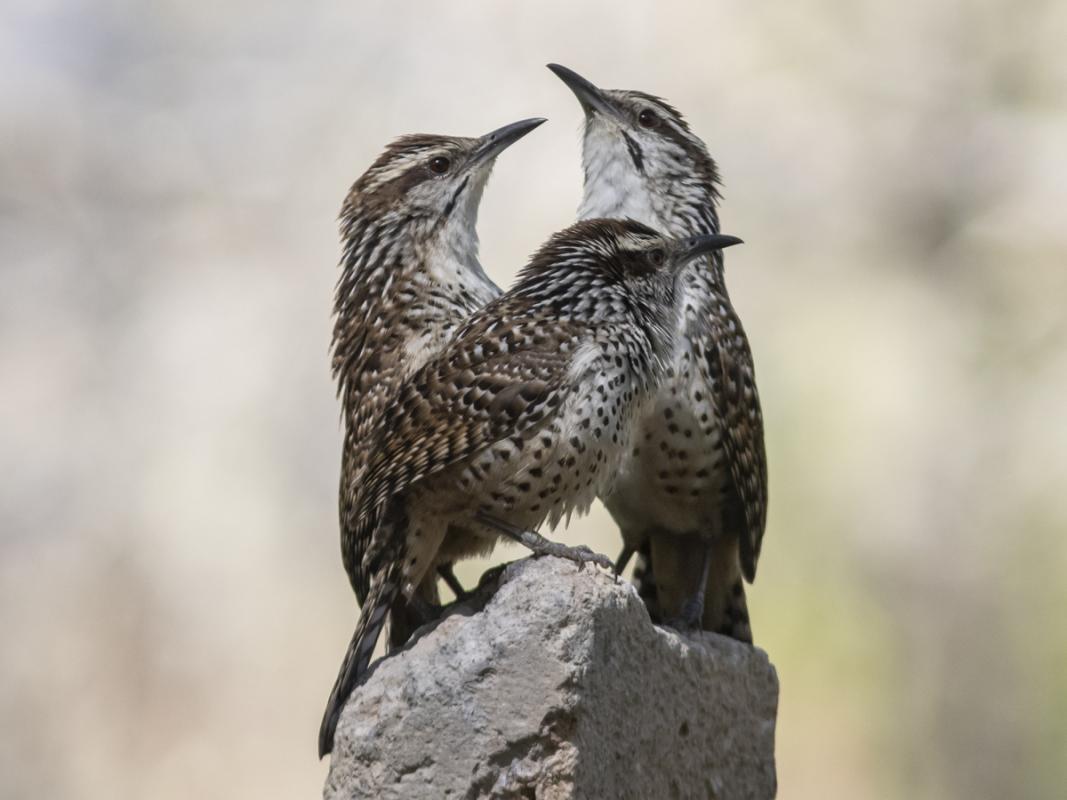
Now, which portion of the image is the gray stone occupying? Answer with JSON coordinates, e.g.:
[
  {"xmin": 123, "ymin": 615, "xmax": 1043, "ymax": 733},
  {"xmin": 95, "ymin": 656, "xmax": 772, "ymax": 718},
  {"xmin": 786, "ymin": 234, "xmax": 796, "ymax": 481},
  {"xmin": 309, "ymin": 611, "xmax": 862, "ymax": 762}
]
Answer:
[{"xmin": 324, "ymin": 557, "xmax": 778, "ymax": 800}]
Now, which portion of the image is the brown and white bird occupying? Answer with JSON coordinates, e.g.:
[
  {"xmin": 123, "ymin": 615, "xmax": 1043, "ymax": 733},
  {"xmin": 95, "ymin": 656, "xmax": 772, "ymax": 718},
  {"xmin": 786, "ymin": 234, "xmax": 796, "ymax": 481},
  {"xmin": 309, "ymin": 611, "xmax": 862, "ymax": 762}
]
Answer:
[
  {"xmin": 332, "ymin": 119, "xmax": 543, "ymax": 646},
  {"xmin": 549, "ymin": 64, "xmax": 768, "ymax": 640},
  {"xmin": 319, "ymin": 218, "xmax": 743, "ymax": 756}
]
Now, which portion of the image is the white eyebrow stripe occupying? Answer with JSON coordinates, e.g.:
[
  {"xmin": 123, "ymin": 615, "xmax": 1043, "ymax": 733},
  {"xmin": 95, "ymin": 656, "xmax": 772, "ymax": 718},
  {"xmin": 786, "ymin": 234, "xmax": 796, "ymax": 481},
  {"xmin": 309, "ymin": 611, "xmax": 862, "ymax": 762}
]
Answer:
[{"xmin": 363, "ymin": 146, "xmax": 453, "ymax": 190}]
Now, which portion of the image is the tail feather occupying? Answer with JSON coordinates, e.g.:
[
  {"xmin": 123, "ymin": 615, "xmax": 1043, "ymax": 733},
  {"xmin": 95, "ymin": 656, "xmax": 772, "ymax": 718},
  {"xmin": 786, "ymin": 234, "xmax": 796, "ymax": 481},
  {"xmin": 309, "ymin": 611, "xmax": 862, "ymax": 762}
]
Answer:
[
  {"xmin": 318, "ymin": 565, "xmax": 401, "ymax": 758},
  {"xmin": 700, "ymin": 535, "xmax": 753, "ymax": 643},
  {"xmin": 628, "ymin": 540, "xmax": 661, "ymax": 622},
  {"xmin": 708, "ymin": 573, "xmax": 753, "ymax": 644},
  {"xmin": 648, "ymin": 533, "xmax": 753, "ymax": 643},
  {"xmin": 387, "ymin": 573, "xmax": 440, "ymax": 651}
]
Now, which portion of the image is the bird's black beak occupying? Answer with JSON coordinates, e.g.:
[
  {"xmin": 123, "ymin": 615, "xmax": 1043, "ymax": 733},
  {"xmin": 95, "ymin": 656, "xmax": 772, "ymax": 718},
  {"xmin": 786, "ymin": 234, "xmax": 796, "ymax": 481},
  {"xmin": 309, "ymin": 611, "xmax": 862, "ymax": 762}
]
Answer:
[
  {"xmin": 675, "ymin": 234, "xmax": 744, "ymax": 269},
  {"xmin": 470, "ymin": 117, "xmax": 546, "ymax": 166},
  {"xmin": 547, "ymin": 63, "xmax": 616, "ymax": 119}
]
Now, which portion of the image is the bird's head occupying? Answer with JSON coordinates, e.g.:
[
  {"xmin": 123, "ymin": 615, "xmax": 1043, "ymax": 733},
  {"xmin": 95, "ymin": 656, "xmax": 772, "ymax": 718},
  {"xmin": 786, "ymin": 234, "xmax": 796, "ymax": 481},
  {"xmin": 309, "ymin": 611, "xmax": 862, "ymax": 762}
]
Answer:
[
  {"xmin": 340, "ymin": 118, "xmax": 546, "ymax": 253},
  {"xmin": 516, "ymin": 218, "xmax": 741, "ymax": 362},
  {"xmin": 547, "ymin": 64, "xmax": 720, "ymax": 227}
]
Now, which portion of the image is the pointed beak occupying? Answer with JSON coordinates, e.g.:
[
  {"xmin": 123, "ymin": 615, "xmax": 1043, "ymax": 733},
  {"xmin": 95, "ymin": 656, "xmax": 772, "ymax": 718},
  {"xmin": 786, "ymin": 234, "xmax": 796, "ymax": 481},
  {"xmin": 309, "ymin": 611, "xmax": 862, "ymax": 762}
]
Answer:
[
  {"xmin": 675, "ymin": 233, "xmax": 744, "ymax": 269},
  {"xmin": 470, "ymin": 117, "xmax": 546, "ymax": 166},
  {"xmin": 547, "ymin": 63, "xmax": 617, "ymax": 118}
]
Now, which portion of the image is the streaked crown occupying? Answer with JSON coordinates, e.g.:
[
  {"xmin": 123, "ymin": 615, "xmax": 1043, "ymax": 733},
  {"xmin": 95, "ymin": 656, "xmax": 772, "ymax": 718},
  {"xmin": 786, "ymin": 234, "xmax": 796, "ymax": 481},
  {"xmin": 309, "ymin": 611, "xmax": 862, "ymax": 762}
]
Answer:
[{"xmin": 514, "ymin": 218, "xmax": 739, "ymax": 336}]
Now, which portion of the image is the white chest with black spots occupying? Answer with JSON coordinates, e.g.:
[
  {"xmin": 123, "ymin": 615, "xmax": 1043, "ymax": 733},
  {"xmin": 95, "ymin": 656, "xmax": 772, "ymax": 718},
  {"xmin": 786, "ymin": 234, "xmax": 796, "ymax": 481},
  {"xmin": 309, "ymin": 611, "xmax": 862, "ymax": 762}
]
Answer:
[
  {"xmin": 580, "ymin": 168, "xmax": 732, "ymax": 538},
  {"xmin": 397, "ymin": 357, "xmax": 645, "ymax": 594},
  {"xmin": 463, "ymin": 355, "xmax": 644, "ymax": 527},
  {"xmin": 604, "ymin": 332, "xmax": 729, "ymax": 537}
]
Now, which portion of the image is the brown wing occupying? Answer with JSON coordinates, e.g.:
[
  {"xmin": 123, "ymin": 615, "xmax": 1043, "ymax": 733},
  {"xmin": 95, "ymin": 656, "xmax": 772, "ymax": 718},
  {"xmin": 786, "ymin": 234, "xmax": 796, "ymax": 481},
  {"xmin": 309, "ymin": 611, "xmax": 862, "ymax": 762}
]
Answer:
[
  {"xmin": 355, "ymin": 309, "xmax": 579, "ymax": 574},
  {"xmin": 339, "ymin": 353, "xmax": 409, "ymax": 601},
  {"xmin": 707, "ymin": 317, "xmax": 768, "ymax": 583}
]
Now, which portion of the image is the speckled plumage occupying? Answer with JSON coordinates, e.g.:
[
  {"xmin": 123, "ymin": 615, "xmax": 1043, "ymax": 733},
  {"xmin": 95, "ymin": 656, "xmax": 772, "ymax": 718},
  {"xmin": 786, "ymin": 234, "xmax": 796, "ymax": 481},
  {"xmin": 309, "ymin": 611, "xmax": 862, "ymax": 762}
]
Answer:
[
  {"xmin": 550, "ymin": 64, "xmax": 768, "ymax": 640},
  {"xmin": 331, "ymin": 122, "xmax": 543, "ymax": 614},
  {"xmin": 319, "ymin": 219, "xmax": 739, "ymax": 756}
]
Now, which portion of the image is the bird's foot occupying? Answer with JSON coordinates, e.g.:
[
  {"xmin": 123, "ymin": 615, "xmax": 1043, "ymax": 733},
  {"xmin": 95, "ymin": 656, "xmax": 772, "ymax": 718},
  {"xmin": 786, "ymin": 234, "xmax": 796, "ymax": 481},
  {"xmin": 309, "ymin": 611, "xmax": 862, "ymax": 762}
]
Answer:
[
  {"xmin": 666, "ymin": 595, "xmax": 704, "ymax": 632},
  {"xmin": 475, "ymin": 562, "xmax": 510, "ymax": 592},
  {"xmin": 529, "ymin": 539, "xmax": 615, "ymax": 574},
  {"xmin": 436, "ymin": 563, "xmax": 470, "ymax": 601},
  {"xmin": 474, "ymin": 511, "xmax": 615, "ymax": 575},
  {"xmin": 408, "ymin": 594, "xmax": 447, "ymax": 625}
]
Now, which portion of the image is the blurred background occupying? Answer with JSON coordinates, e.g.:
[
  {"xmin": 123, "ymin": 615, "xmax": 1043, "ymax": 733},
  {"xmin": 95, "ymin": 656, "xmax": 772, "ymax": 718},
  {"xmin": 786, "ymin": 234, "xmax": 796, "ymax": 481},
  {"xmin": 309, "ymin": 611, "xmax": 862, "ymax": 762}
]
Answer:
[{"xmin": 2, "ymin": 1, "xmax": 1065, "ymax": 797}]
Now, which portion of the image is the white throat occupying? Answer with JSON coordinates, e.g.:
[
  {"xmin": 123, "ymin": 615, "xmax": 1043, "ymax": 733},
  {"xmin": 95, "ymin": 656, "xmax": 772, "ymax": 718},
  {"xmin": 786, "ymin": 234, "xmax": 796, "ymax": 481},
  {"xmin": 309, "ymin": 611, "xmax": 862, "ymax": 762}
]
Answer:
[{"xmin": 576, "ymin": 128, "xmax": 663, "ymax": 228}]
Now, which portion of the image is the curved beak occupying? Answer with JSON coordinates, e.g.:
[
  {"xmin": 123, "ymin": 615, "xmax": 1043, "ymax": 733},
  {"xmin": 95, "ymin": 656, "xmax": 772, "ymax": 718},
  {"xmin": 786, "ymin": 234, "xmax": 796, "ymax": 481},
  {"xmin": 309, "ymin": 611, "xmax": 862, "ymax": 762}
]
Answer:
[
  {"xmin": 471, "ymin": 117, "xmax": 546, "ymax": 165},
  {"xmin": 675, "ymin": 233, "xmax": 744, "ymax": 269},
  {"xmin": 547, "ymin": 63, "xmax": 617, "ymax": 118}
]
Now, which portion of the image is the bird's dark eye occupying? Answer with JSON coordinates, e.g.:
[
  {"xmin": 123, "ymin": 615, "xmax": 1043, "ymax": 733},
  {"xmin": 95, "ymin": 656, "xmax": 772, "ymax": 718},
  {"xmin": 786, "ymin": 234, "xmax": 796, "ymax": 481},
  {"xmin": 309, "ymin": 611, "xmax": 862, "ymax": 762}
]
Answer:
[
  {"xmin": 429, "ymin": 156, "xmax": 451, "ymax": 174},
  {"xmin": 646, "ymin": 248, "xmax": 666, "ymax": 267},
  {"xmin": 638, "ymin": 109, "xmax": 659, "ymax": 129}
]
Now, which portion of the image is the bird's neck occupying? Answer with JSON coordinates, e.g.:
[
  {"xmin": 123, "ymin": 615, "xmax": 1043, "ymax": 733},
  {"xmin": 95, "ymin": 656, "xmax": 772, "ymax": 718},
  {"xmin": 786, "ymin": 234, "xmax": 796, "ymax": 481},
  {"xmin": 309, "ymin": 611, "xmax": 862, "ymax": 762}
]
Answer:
[
  {"xmin": 429, "ymin": 215, "xmax": 497, "ymax": 299},
  {"xmin": 577, "ymin": 148, "xmax": 720, "ymax": 236},
  {"xmin": 336, "ymin": 212, "xmax": 495, "ymax": 317},
  {"xmin": 332, "ymin": 213, "xmax": 498, "ymax": 412},
  {"xmin": 577, "ymin": 158, "xmax": 662, "ymax": 228},
  {"xmin": 578, "ymin": 162, "xmax": 727, "ymax": 307}
]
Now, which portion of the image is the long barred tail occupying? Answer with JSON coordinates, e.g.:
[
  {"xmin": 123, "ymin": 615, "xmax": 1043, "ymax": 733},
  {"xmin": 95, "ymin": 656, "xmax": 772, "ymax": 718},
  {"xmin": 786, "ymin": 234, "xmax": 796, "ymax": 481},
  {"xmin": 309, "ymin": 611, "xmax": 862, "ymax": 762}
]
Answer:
[
  {"xmin": 318, "ymin": 562, "xmax": 401, "ymax": 758},
  {"xmin": 700, "ymin": 535, "xmax": 753, "ymax": 643},
  {"xmin": 713, "ymin": 574, "xmax": 753, "ymax": 644}
]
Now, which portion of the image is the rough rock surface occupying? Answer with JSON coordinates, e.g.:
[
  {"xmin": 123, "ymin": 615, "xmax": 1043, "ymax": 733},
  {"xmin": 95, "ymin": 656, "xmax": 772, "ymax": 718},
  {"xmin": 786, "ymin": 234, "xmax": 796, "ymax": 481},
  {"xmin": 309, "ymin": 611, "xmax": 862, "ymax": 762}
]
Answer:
[{"xmin": 324, "ymin": 557, "xmax": 778, "ymax": 799}]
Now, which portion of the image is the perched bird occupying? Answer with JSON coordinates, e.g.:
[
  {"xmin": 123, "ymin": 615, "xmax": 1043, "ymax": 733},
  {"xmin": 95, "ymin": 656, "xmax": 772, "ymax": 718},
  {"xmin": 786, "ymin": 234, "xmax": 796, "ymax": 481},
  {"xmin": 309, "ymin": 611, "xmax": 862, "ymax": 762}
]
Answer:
[
  {"xmin": 319, "ymin": 218, "xmax": 743, "ymax": 757},
  {"xmin": 548, "ymin": 64, "xmax": 768, "ymax": 640},
  {"xmin": 332, "ymin": 119, "xmax": 544, "ymax": 647}
]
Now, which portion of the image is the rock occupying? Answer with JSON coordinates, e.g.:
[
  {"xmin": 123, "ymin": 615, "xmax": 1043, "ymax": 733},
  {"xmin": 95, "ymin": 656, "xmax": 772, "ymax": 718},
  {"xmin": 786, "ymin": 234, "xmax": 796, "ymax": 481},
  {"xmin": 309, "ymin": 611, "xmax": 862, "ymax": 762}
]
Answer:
[{"xmin": 324, "ymin": 557, "xmax": 778, "ymax": 799}]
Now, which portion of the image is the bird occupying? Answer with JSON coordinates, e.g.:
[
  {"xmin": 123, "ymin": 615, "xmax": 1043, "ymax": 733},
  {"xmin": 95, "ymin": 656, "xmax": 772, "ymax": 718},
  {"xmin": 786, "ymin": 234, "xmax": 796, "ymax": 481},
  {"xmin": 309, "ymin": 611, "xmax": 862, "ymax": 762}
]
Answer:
[
  {"xmin": 318, "ymin": 217, "xmax": 743, "ymax": 757},
  {"xmin": 548, "ymin": 63, "xmax": 768, "ymax": 641},
  {"xmin": 331, "ymin": 118, "xmax": 544, "ymax": 650}
]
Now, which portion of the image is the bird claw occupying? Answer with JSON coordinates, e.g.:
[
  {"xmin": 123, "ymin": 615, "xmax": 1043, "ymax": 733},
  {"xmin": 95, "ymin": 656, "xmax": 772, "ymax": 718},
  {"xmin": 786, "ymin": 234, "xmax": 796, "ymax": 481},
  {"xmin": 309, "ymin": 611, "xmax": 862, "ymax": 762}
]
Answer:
[
  {"xmin": 475, "ymin": 562, "xmax": 510, "ymax": 592},
  {"xmin": 530, "ymin": 540, "xmax": 614, "ymax": 574},
  {"xmin": 666, "ymin": 596, "xmax": 704, "ymax": 632},
  {"xmin": 473, "ymin": 512, "xmax": 614, "ymax": 576},
  {"xmin": 665, "ymin": 617, "xmax": 697, "ymax": 633}
]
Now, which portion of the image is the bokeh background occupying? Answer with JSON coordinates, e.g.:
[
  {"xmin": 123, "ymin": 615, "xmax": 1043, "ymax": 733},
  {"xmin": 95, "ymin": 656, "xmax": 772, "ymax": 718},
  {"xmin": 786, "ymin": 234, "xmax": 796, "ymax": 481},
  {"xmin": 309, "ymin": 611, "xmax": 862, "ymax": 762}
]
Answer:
[{"xmin": 3, "ymin": 1, "xmax": 1066, "ymax": 797}]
